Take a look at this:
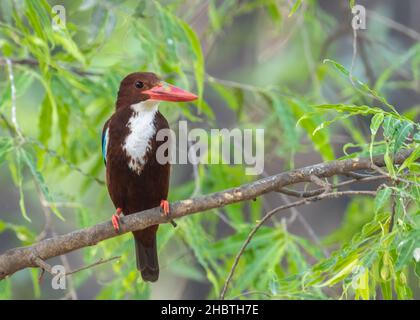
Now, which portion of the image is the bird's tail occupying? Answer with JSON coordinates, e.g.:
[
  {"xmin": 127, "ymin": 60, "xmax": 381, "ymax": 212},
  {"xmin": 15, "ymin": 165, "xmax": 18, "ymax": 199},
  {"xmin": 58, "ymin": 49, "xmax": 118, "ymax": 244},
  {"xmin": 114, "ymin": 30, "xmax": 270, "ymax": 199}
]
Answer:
[{"xmin": 133, "ymin": 226, "xmax": 159, "ymax": 282}]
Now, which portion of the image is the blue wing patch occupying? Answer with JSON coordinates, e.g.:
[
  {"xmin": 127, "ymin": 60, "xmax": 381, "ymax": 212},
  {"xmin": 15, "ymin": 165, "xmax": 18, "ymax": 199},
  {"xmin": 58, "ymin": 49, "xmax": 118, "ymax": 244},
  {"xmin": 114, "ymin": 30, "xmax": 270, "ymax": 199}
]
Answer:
[{"xmin": 102, "ymin": 127, "xmax": 109, "ymax": 165}]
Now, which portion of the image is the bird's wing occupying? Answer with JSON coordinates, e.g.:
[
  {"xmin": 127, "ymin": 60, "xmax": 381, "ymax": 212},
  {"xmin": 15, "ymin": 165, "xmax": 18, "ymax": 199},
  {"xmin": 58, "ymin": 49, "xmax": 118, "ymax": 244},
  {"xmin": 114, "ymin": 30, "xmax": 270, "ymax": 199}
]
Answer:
[{"xmin": 102, "ymin": 119, "xmax": 110, "ymax": 165}]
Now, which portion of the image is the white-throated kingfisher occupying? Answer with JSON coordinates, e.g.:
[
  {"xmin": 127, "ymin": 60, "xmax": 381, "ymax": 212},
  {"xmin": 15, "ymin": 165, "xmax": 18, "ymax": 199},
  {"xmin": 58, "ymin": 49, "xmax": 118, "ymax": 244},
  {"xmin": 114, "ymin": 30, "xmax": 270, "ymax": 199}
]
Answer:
[{"xmin": 102, "ymin": 72, "xmax": 197, "ymax": 282}]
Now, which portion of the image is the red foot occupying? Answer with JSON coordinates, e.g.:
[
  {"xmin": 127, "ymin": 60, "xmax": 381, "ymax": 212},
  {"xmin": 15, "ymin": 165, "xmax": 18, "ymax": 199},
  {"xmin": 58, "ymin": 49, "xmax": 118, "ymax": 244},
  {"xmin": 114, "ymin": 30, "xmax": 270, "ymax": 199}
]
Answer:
[
  {"xmin": 160, "ymin": 200, "xmax": 170, "ymax": 217},
  {"xmin": 112, "ymin": 208, "xmax": 123, "ymax": 232}
]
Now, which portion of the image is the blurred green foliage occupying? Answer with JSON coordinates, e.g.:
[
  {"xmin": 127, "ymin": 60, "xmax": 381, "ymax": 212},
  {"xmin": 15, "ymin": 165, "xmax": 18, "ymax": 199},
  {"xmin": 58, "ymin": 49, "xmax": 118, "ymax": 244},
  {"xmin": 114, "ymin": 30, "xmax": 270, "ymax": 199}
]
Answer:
[{"xmin": 0, "ymin": 0, "xmax": 419, "ymax": 300}]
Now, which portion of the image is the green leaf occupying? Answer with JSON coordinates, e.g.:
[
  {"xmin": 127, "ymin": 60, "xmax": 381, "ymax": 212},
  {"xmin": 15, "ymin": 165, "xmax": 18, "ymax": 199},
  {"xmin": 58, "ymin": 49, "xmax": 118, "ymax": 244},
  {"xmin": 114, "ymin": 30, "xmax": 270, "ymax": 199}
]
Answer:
[
  {"xmin": 398, "ymin": 147, "xmax": 420, "ymax": 172},
  {"xmin": 0, "ymin": 137, "xmax": 13, "ymax": 165},
  {"xmin": 38, "ymin": 95, "xmax": 53, "ymax": 145},
  {"xmin": 177, "ymin": 16, "xmax": 206, "ymax": 114},
  {"xmin": 395, "ymin": 238, "xmax": 416, "ymax": 271},
  {"xmin": 20, "ymin": 149, "xmax": 65, "ymax": 221},
  {"xmin": 380, "ymin": 281, "xmax": 393, "ymax": 300},
  {"xmin": 289, "ymin": 98, "xmax": 334, "ymax": 161},
  {"xmin": 264, "ymin": 93, "xmax": 298, "ymax": 153},
  {"xmin": 265, "ymin": 1, "xmax": 282, "ymax": 24},
  {"xmin": 52, "ymin": 31, "xmax": 86, "ymax": 65},
  {"xmin": 370, "ymin": 113, "xmax": 384, "ymax": 135},
  {"xmin": 30, "ymin": 268, "xmax": 41, "ymax": 298},
  {"xmin": 383, "ymin": 115, "xmax": 400, "ymax": 139},
  {"xmin": 57, "ymin": 102, "xmax": 70, "ymax": 147},
  {"xmin": 354, "ymin": 268, "xmax": 370, "ymax": 300},
  {"xmin": 15, "ymin": 149, "xmax": 31, "ymax": 222},
  {"xmin": 323, "ymin": 59, "xmax": 397, "ymax": 113},
  {"xmin": 370, "ymin": 113, "xmax": 384, "ymax": 160},
  {"xmin": 288, "ymin": 0, "xmax": 302, "ymax": 17},
  {"xmin": 384, "ymin": 147, "xmax": 396, "ymax": 177},
  {"xmin": 393, "ymin": 121, "xmax": 413, "ymax": 153},
  {"xmin": 319, "ymin": 257, "xmax": 359, "ymax": 287},
  {"xmin": 374, "ymin": 187, "xmax": 392, "ymax": 214},
  {"xmin": 211, "ymin": 82, "xmax": 240, "ymax": 112}
]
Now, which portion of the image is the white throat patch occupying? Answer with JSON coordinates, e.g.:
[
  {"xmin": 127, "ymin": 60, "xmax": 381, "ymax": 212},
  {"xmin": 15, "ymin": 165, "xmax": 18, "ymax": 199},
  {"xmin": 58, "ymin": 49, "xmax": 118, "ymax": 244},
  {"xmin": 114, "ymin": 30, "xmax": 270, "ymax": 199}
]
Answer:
[{"xmin": 122, "ymin": 100, "xmax": 159, "ymax": 174}]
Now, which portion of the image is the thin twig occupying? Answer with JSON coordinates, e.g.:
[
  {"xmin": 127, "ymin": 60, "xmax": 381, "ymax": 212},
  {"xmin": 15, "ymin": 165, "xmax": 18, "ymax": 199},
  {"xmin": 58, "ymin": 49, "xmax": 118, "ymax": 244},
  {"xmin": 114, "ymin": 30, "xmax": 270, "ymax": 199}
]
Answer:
[
  {"xmin": 309, "ymin": 175, "xmax": 331, "ymax": 192},
  {"xmin": 31, "ymin": 255, "xmax": 53, "ymax": 275},
  {"xmin": 371, "ymin": 164, "xmax": 420, "ymax": 186},
  {"xmin": 65, "ymin": 256, "xmax": 121, "ymax": 276},
  {"xmin": 278, "ymin": 174, "xmax": 389, "ymax": 198},
  {"xmin": 0, "ymin": 58, "xmax": 101, "ymax": 77}
]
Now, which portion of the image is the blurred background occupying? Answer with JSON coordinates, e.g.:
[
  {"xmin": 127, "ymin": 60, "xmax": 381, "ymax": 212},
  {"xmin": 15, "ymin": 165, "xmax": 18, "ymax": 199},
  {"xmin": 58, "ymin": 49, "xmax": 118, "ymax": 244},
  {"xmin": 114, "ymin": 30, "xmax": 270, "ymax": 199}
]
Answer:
[{"xmin": 0, "ymin": 0, "xmax": 419, "ymax": 299}]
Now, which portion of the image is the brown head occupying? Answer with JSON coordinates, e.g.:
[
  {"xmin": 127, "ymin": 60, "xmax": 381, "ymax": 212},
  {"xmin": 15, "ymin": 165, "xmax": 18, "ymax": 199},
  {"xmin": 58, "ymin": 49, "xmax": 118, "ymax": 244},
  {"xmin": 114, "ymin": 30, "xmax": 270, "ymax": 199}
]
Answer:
[{"xmin": 116, "ymin": 72, "xmax": 197, "ymax": 109}]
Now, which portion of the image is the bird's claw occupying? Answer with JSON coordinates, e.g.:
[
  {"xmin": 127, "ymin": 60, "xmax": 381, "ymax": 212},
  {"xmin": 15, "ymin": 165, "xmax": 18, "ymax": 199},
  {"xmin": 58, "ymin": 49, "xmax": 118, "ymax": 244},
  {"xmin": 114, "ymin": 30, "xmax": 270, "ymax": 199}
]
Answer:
[
  {"xmin": 160, "ymin": 200, "xmax": 177, "ymax": 228},
  {"xmin": 160, "ymin": 200, "xmax": 170, "ymax": 217},
  {"xmin": 112, "ymin": 208, "xmax": 123, "ymax": 232}
]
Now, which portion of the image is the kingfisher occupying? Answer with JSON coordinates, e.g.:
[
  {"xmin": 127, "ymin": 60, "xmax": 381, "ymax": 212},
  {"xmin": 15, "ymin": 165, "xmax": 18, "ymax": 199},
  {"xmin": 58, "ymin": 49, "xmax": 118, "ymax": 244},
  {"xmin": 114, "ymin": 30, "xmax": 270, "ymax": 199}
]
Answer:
[{"xmin": 102, "ymin": 72, "xmax": 197, "ymax": 282}]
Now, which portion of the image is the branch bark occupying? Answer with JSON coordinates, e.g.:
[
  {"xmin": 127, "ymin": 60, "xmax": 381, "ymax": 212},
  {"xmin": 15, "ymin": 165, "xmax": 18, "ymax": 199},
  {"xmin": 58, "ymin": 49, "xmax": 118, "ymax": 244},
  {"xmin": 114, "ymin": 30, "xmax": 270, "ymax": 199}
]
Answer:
[{"xmin": 0, "ymin": 149, "xmax": 415, "ymax": 280}]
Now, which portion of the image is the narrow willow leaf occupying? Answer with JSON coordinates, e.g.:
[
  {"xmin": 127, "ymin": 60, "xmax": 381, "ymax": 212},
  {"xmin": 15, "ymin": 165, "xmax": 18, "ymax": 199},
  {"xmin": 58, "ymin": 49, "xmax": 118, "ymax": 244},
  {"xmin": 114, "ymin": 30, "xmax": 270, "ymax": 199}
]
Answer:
[
  {"xmin": 38, "ymin": 95, "xmax": 53, "ymax": 144},
  {"xmin": 396, "ymin": 236, "xmax": 417, "ymax": 271},
  {"xmin": 384, "ymin": 147, "xmax": 396, "ymax": 177},
  {"xmin": 288, "ymin": 0, "xmax": 302, "ymax": 17},
  {"xmin": 211, "ymin": 82, "xmax": 239, "ymax": 111},
  {"xmin": 264, "ymin": 93, "xmax": 298, "ymax": 153},
  {"xmin": 0, "ymin": 278, "xmax": 12, "ymax": 299},
  {"xmin": 395, "ymin": 271, "xmax": 413, "ymax": 299},
  {"xmin": 20, "ymin": 149, "xmax": 65, "ymax": 220},
  {"xmin": 0, "ymin": 137, "xmax": 13, "ymax": 165},
  {"xmin": 370, "ymin": 113, "xmax": 384, "ymax": 135},
  {"xmin": 393, "ymin": 121, "xmax": 413, "ymax": 153},
  {"xmin": 208, "ymin": 0, "xmax": 221, "ymax": 32},
  {"xmin": 30, "ymin": 268, "xmax": 41, "ymax": 298},
  {"xmin": 374, "ymin": 187, "xmax": 392, "ymax": 214},
  {"xmin": 176, "ymin": 17, "xmax": 205, "ymax": 114},
  {"xmin": 383, "ymin": 115, "xmax": 400, "ymax": 139},
  {"xmin": 15, "ymin": 150, "xmax": 31, "ymax": 222},
  {"xmin": 369, "ymin": 113, "xmax": 384, "ymax": 160},
  {"xmin": 312, "ymin": 113, "xmax": 355, "ymax": 136},
  {"xmin": 315, "ymin": 104, "xmax": 382, "ymax": 115},
  {"xmin": 319, "ymin": 258, "xmax": 359, "ymax": 287},
  {"xmin": 355, "ymin": 268, "xmax": 369, "ymax": 300},
  {"xmin": 398, "ymin": 147, "xmax": 420, "ymax": 172},
  {"xmin": 237, "ymin": 237, "xmax": 286, "ymax": 292},
  {"xmin": 289, "ymin": 98, "xmax": 334, "ymax": 161},
  {"xmin": 380, "ymin": 281, "xmax": 392, "ymax": 300},
  {"xmin": 323, "ymin": 59, "xmax": 397, "ymax": 113},
  {"xmin": 57, "ymin": 102, "xmax": 70, "ymax": 147},
  {"xmin": 52, "ymin": 31, "xmax": 86, "ymax": 65},
  {"xmin": 0, "ymin": 70, "xmax": 34, "ymax": 106},
  {"xmin": 265, "ymin": 1, "xmax": 282, "ymax": 24},
  {"xmin": 24, "ymin": 0, "xmax": 51, "ymax": 42}
]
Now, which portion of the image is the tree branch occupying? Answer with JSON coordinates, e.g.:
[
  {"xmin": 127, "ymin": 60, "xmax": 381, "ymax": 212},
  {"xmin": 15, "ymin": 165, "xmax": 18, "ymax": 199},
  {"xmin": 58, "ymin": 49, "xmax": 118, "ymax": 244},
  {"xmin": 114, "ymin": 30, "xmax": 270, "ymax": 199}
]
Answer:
[{"xmin": 0, "ymin": 149, "xmax": 415, "ymax": 280}]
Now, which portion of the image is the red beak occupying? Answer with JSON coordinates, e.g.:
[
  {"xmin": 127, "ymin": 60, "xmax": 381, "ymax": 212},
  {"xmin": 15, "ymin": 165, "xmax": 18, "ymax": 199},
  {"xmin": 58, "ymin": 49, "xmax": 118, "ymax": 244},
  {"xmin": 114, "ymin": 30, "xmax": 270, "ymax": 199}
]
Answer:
[{"xmin": 142, "ymin": 82, "xmax": 198, "ymax": 102}]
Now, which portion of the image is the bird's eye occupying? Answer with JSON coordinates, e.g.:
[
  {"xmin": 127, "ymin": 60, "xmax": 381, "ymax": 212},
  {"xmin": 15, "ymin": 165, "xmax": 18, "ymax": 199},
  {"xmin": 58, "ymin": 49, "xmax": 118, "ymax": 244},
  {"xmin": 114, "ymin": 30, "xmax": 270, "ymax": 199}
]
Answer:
[{"xmin": 135, "ymin": 81, "xmax": 144, "ymax": 89}]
